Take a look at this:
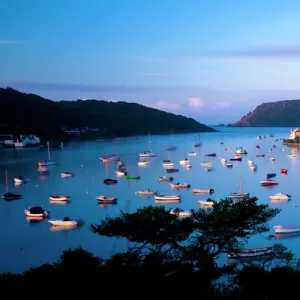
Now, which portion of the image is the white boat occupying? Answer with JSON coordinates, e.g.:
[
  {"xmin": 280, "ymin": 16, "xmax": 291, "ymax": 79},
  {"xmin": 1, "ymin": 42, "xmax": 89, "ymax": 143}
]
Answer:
[
  {"xmin": 179, "ymin": 159, "xmax": 190, "ymax": 165},
  {"xmin": 138, "ymin": 161, "xmax": 150, "ymax": 166},
  {"xmin": 118, "ymin": 161, "xmax": 125, "ymax": 167},
  {"xmin": 154, "ymin": 195, "xmax": 181, "ymax": 200},
  {"xmin": 226, "ymin": 163, "xmax": 233, "ymax": 168},
  {"xmin": 235, "ymin": 146, "xmax": 247, "ymax": 155},
  {"xmin": 193, "ymin": 188, "xmax": 214, "ymax": 194},
  {"xmin": 186, "ymin": 164, "xmax": 191, "ymax": 169},
  {"xmin": 162, "ymin": 162, "xmax": 174, "ymax": 168},
  {"xmin": 170, "ymin": 210, "xmax": 192, "ymax": 218},
  {"xmin": 135, "ymin": 189, "xmax": 156, "ymax": 196},
  {"xmin": 96, "ymin": 196, "xmax": 117, "ymax": 203},
  {"xmin": 14, "ymin": 176, "xmax": 28, "ymax": 184},
  {"xmin": 269, "ymin": 193, "xmax": 291, "ymax": 201},
  {"xmin": 200, "ymin": 162, "xmax": 212, "ymax": 167},
  {"xmin": 288, "ymin": 154, "xmax": 296, "ymax": 158},
  {"xmin": 248, "ymin": 160, "xmax": 254, "ymax": 165},
  {"xmin": 138, "ymin": 133, "xmax": 156, "ymax": 157},
  {"xmin": 225, "ymin": 147, "xmax": 230, "ymax": 151},
  {"xmin": 250, "ymin": 164, "xmax": 257, "ymax": 171},
  {"xmin": 24, "ymin": 206, "xmax": 48, "ymax": 217},
  {"xmin": 198, "ymin": 199, "xmax": 214, "ymax": 206},
  {"xmin": 49, "ymin": 195, "xmax": 70, "ymax": 201},
  {"xmin": 274, "ymin": 225, "xmax": 300, "ymax": 233},
  {"xmin": 228, "ymin": 246, "xmax": 272, "ymax": 258},
  {"xmin": 116, "ymin": 170, "xmax": 127, "ymax": 176},
  {"xmin": 220, "ymin": 157, "xmax": 227, "ymax": 163},
  {"xmin": 38, "ymin": 141, "xmax": 57, "ymax": 166},
  {"xmin": 48, "ymin": 218, "xmax": 77, "ymax": 227},
  {"xmin": 169, "ymin": 183, "xmax": 190, "ymax": 189},
  {"xmin": 157, "ymin": 176, "xmax": 173, "ymax": 182},
  {"xmin": 61, "ymin": 172, "xmax": 74, "ymax": 178},
  {"xmin": 270, "ymin": 157, "xmax": 275, "ymax": 161},
  {"xmin": 188, "ymin": 152, "xmax": 196, "ymax": 156},
  {"xmin": 230, "ymin": 179, "xmax": 249, "ymax": 199}
]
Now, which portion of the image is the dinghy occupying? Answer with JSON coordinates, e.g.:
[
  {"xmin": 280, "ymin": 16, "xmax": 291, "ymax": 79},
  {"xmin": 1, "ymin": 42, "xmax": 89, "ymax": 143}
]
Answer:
[
  {"xmin": 135, "ymin": 189, "xmax": 156, "ymax": 196},
  {"xmin": 230, "ymin": 156, "xmax": 242, "ymax": 161},
  {"xmin": 162, "ymin": 162, "xmax": 174, "ymax": 168},
  {"xmin": 188, "ymin": 152, "xmax": 196, "ymax": 156},
  {"xmin": 269, "ymin": 193, "xmax": 291, "ymax": 201},
  {"xmin": 48, "ymin": 217, "xmax": 77, "ymax": 227},
  {"xmin": 274, "ymin": 225, "xmax": 300, "ymax": 234},
  {"xmin": 169, "ymin": 182, "xmax": 190, "ymax": 189},
  {"xmin": 96, "ymin": 196, "xmax": 117, "ymax": 203},
  {"xmin": 138, "ymin": 150, "xmax": 156, "ymax": 157},
  {"xmin": 220, "ymin": 157, "xmax": 227, "ymax": 163},
  {"xmin": 126, "ymin": 175, "xmax": 141, "ymax": 180},
  {"xmin": 248, "ymin": 160, "xmax": 254, "ymax": 165},
  {"xmin": 24, "ymin": 206, "xmax": 48, "ymax": 217},
  {"xmin": 170, "ymin": 210, "xmax": 192, "ymax": 218},
  {"xmin": 154, "ymin": 195, "xmax": 181, "ymax": 200},
  {"xmin": 14, "ymin": 176, "xmax": 28, "ymax": 184},
  {"xmin": 281, "ymin": 168, "xmax": 288, "ymax": 174},
  {"xmin": 270, "ymin": 157, "xmax": 275, "ymax": 161},
  {"xmin": 193, "ymin": 188, "xmax": 214, "ymax": 194},
  {"xmin": 116, "ymin": 170, "xmax": 127, "ymax": 176},
  {"xmin": 49, "ymin": 195, "xmax": 70, "ymax": 201},
  {"xmin": 165, "ymin": 146, "xmax": 176, "ymax": 151},
  {"xmin": 256, "ymin": 154, "xmax": 265, "ymax": 157},
  {"xmin": 198, "ymin": 198, "xmax": 214, "ymax": 206},
  {"xmin": 228, "ymin": 246, "xmax": 272, "ymax": 258},
  {"xmin": 179, "ymin": 159, "xmax": 190, "ymax": 165},
  {"xmin": 138, "ymin": 161, "xmax": 150, "ymax": 166},
  {"xmin": 2, "ymin": 192, "xmax": 21, "ymax": 200},
  {"xmin": 226, "ymin": 163, "xmax": 233, "ymax": 168},
  {"xmin": 166, "ymin": 168, "xmax": 179, "ymax": 173},
  {"xmin": 61, "ymin": 172, "xmax": 74, "ymax": 178},
  {"xmin": 265, "ymin": 173, "xmax": 276, "ymax": 179},
  {"xmin": 157, "ymin": 176, "xmax": 173, "ymax": 182},
  {"xmin": 260, "ymin": 180, "xmax": 278, "ymax": 186},
  {"xmin": 206, "ymin": 153, "xmax": 216, "ymax": 157},
  {"xmin": 235, "ymin": 147, "xmax": 247, "ymax": 155},
  {"xmin": 104, "ymin": 178, "xmax": 118, "ymax": 184},
  {"xmin": 288, "ymin": 154, "xmax": 296, "ymax": 158},
  {"xmin": 200, "ymin": 162, "xmax": 212, "ymax": 167}
]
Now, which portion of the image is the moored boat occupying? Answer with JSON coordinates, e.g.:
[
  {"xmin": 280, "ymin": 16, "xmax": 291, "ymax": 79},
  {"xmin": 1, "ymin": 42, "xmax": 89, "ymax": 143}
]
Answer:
[
  {"xmin": 270, "ymin": 157, "xmax": 275, "ymax": 161},
  {"xmin": 126, "ymin": 175, "xmax": 141, "ymax": 180},
  {"xmin": 228, "ymin": 246, "xmax": 272, "ymax": 258},
  {"xmin": 260, "ymin": 180, "xmax": 278, "ymax": 186},
  {"xmin": 162, "ymin": 162, "xmax": 174, "ymax": 168},
  {"xmin": 138, "ymin": 161, "xmax": 150, "ymax": 166},
  {"xmin": 170, "ymin": 210, "xmax": 192, "ymax": 218},
  {"xmin": 274, "ymin": 225, "xmax": 300, "ymax": 234},
  {"xmin": 24, "ymin": 206, "xmax": 48, "ymax": 217},
  {"xmin": 14, "ymin": 176, "xmax": 28, "ymax": 184},
  {"xmin": 281, "ymin": 168, "xmax": 288, "ymax": 174},
  {"xmin": 248, "ymin": 160, "xmax": 254, "ymax": 165},
  {"xmin": 256, "ymin": 154, "xmax": 265, "ymax": 157},
  {"xmin": 166, "ymin": 168, "xmax": 179, "ymax": 173},
  {"xmin": 138, "ymin": 151, "xmax": 156, "ymax": 157},
  {"xmin": 193, "ymin": 188, "xmax": 214, "ymax": 194},
  {"xmin": 154, "ymin": 195, "xmax": 181, "ymax": 200},
  {"xmin": 38, "ymin": 159, "xmax": 58, "ymax": 166},
  {"xmin": 49, "ymin": 195, "xmax": 70, "ymax": 201},
  {"xmin": 230, "ymin": 192, "xmax": 249, "ymax": 199},
  {"xmin": 157, "ymin": 176, "xmax": 173, "ymax": 182},
  {"xmin": 135, "ymin": 189, "xmax": 156, "ymax": 196},
  {"xmin": 165, "ymin": 146, "xmax": 176, "ymax": 151},
  {"xmin": 99, "ymin": 154, "xmax": 120, "ymax": 162},
  {"xmin": 169, "ymin": 182, "xmax": 190, "ymax": 189},
  {"xmin": 206, "ymin": 153, "xmax": 216, "ymax": 157},
  {"xmin": 235, "ymin": 147, "xmax": 247, "ymax": 155},
  {"xmin": 104, "ymin": 178, "xmax": 118, "ymax": 184},
  {"xmin": 116, "ymin": 170, "xmax": 128, "ymax": 176},
  {"xmin": 96, "ymin": 196, "xmax": 117, "ymax": 203},
  {"xmin": 226, "ymin": 163, "xmax": 233, "ymax": 168},
  {"xmin": 188, "ymin": 152, "xmax": 196, "ymax": 156},
  {"xmin": 200, "ymin": 162, "xmax": 212, "ymax": 167},
  {"xmin": 48, "ymin": 217, "xmax": 77, "ymax": 227},
  {"xmin": 61, "ymin": 172, "xmax": 74, "ymax": 178},
  {"xmin": 198, "ymin": 198, "xmax": 214, "ymax": 206},
  {"xmin": 179, "ymin": 159, "xmax": 190, "ymax": 165},
  {"xmin": 269, "ymin": 193, "xmax": 291, "ymax": 201},
  {"xmin": 266, "ymin": 173, "xmax": 276, "ymax": 179},
  {"xmin": 230, "ymin": 156, "xmax": 242, "ymax": 161},
  {"xmin": 2, "ymin": 192, "xmax": 21, "ymax": 200}
]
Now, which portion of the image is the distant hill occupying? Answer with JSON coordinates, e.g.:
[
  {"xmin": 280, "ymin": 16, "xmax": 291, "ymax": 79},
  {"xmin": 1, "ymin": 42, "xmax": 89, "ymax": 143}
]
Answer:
[
  {"xmin": 0, "ymin": 87, "xmax": 215, "ymax": 139},
  {"xmin": 233, "ymin": 100, "xmax": 300, "ymax": 127}
]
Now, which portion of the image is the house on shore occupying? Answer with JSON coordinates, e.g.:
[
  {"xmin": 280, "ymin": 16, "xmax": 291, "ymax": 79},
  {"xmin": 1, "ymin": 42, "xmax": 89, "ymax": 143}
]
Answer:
[{"xmin": 289, "ymin": 129, "xmax": 300, "ymax": 140}]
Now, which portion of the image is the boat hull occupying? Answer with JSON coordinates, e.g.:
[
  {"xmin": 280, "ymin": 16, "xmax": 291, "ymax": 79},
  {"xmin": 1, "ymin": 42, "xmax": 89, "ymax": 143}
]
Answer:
[
  {"xmin": 48, "ymin": 220, "xmax": 77, "ymax": 226},
  {"xmin": 273, "ymin": 226, "xmax": 300, "ymax": 233}
]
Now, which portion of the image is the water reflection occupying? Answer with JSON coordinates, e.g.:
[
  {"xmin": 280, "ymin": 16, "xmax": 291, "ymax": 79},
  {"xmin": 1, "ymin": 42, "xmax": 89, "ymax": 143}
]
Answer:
[
  {"xmin": 25, "ymin": 216, "xmax": 45, "ymax": 223},
  {"xmin": 49, "ymin": 200, "xmax": 71, "ymax": 205},
  {"xmin": 274, "ymin": 232, "xmax": 300, "ymax": 240},
  {"xmin": 49, "ymin": 224, "xmax": 78, "ymax": 232},
  {"xmin": 98, "ymin": 203, "xmax": 118, "ymax": 208}
]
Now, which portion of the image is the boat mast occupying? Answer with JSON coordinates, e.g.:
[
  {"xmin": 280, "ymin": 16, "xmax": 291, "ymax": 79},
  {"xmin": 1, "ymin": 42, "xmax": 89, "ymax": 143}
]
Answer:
[
  {"xmin": 47, "ymin": 141, "xmax": 51, "ymax": 160},
  {"xmin": 148, "ymin": 133, "xmax": 152, "ymax": 152},
  {"xmin": 5, "ymin": 168, "xmax": 8, "ymax": 193},
  {"xmin": 240, "ymin": 178, "xmax": 242, "ymax": 194}
]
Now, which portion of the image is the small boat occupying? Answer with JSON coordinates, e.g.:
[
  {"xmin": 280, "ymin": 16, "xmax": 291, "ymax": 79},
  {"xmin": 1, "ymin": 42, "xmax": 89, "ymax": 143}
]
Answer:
[
  {"xmin": 104, "ymin": 178, "xmax": 118, "ymax": 184},
  {"xmin": 61, "ymin": 172, "xmax": 74, "ymax": 178},
  {"xmin": 162, "ymin": 163, "xmax": 175, "ymax": 168},
  {"xmin": 220, "ymin": 157, "xmax": 227, "ymax": 163},
  {"xmin": 256, "ymin": 154, "xmax": 265, "ymax": 157},
  {"xmin": 225, "ymin": 148, "xmax": 230, "ymax": 151},
  {"xmin": 274, "ymin": 225, "xmax": 300, "ymax": 234},
  {"xmin": 270, "ymin": 157, "xmax": 275, "ymax": 161},
  {"xmin": 194, "ymin": 143, "xmax": 202, "ymax": 148},
  {"xmin": 269, "ymin": 193, "xmax": 291, "ymax": 201},
  {"xmin": 118, "ymin": 161, "xmax": 125, "ymax": 167},
  {"xmin": 135, "ymin": 189, "xmax": 156, "ymax": 196},
  {"xmin": 48, "ymin": 217, "xmax": 78, "ymax": 227},
  {"xmin": 96, "ymin": 196, "xmax": 117, "ymax": 203},
  {"xmin": 288, "ymin": 153, "xmax": 296, "ymax": 158},
  {"xmin": 226, "ymin": 163, "xmax": 233, "ymax": 168},
  {"xmin": 248, "ymin": 160, "xmax": 254, "ymax": 165},
  {"xmin": 186, "ymin": 164, "xmax": 191, "ymax": 169},
  {"xmin": 266, "ymin": 173, "xmax": 276, "ymax": 179},
  {"xmin": 230, "ymin": 156, "xmax": 242, "ymax": 161},
  {"xmin": 179, "ymin": 159, "xmax": 190, "ymax": 165},
  {"xmin": 138, "ymin": 161, "xmax": 150, "ymax": 166},
  {"xmin": 206, "ymin": 153, "xmax": 216, "ymax": 157},
  {"xmin": 235, "ymin": 147, "xmax": 247, "ymax": 155},
  {"xmin": 170, "ymin": 210, "xmax": 192, "ymax": 218},
  {"xmin": 38, "ymin": 159, "xmax": 58, "ymax": 166},
  {"xmin": 126, "ymin": 175, "xmax": 141, "ymax": 180},
  {"xmin": 200, "ymin": 162, "xmax": 212, "ymax": 167},
  {"xmin": 157, "ymin": 176, "xmax": 173, "ymax": 182},
  {"xmin": 14, "ymin": 176, "xmax": 28, "ymax": 184},
  {"xmin": 188, "ymin": 152, "xmax": 196, "ymax": 156},
  {"xmin": 165, "ymin": 146, "xmax": 176, "ymax": 151},
  {"xmin": 166, "ymin": 168, "xmax": 179, "ymax": 173},
  {"xmin": 193, "ymin": 188, "xmax": 214, "ymax": 194},
  {"xmin": 154, "ymin": 195, "xmax": 181, "ymax": 200},
  {"xmin": 138, "ymin": 151, "xmax": 156, "ymax": 157},
  {"xmin": 99, "ymin": 154, "xmax": 120, "ymax": 162},
  {"xmin": 250, "ymin": 164, "xmax": 257, "ymax": 171},
  {"xmin": 256, "ymin": 145, "xmax": 261, "ymax": 148},
  {"xmin": 281, "ymin": 169, "xmax": 288, "ymax": 174},
  {"xmin": 257, "ymin": 136, "xmax": 262, "ymax": 140},
  {"xmin": 198, "ymin": 198, "xmax": 214, "ymax": 206},
  {"xmin": 228, "ymin": 246, "xmax": 272, "ymax": 258},
  {"xmin": 36, "ymin": 167, "xmax": 49, "ymax": 175},
  {"xmin": 162, "ymin": 159, "xmax": 171, "ymax": 163},
  {"xmin": 230, "ymin": 192, "xmax": 249, "ymax": 199},
  {"xmin": 116, "ymin": 170, "xmax": 128, "ymax": 176},
  {"xmin": 24, "ymin": 206, "xmax": 48, "ymax": 217},
  {"xmin": 260, "ymin": 180, "xmax": 278, "ymax": 186},
  {"xmin": 205, "ymin": 167, "xmax": 214, "ymax": 172},
  {"xmin": 49, "ymin": 195, "xmax": 70, "ymax": 201},
  {"xmin": 169, "ymin": 183, "xmax": 190, "ymax": 189},
  {"xmin": 2, "ymin": 192, "xmax": 21, "ymax": 200}
]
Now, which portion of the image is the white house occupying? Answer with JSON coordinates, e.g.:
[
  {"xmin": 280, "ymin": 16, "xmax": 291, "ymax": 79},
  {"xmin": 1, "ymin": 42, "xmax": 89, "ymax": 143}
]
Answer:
[{"xmin": 289, "ymin": 128, "xmax": 300, "ymax": 140}]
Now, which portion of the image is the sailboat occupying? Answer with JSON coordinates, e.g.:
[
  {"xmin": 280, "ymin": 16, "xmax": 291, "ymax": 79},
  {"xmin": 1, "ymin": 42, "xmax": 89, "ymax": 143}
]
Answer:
[
  {"xmin": 229, "ymin": 179, "xmax": 249, "ymax": 200},
  {"xmin": 2, "ymin": 168, "xmax": 21, "ymax": 200},
  {"xmin": 38, "ymin": 141, "xmax": 58, "ymax": 166},
  {"xmin": 194, "ymin": 132, "xmax": 202, "ymax": 147},
  {"xmin": 138, "ymin": 133, "xmax": 156, "ymax": 157}
]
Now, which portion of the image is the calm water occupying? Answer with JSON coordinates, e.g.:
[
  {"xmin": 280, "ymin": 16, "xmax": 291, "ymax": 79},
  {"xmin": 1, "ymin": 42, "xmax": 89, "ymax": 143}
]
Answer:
[{"xmin": 0, "ymin": 127, "xmax": 299, "ymax": 273}]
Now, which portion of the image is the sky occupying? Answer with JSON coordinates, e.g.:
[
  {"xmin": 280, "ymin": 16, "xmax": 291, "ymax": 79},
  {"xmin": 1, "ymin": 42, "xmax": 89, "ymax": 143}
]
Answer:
[{"xmin": 2, "ymin": 0, "xmax": 300, "ymax": 124}]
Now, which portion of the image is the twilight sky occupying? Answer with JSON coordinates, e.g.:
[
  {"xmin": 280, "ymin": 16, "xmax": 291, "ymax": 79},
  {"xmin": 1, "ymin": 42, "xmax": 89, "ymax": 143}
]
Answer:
[{"xmin": 2, "ymin": 0, "xmax": 300, "ymax": 124}]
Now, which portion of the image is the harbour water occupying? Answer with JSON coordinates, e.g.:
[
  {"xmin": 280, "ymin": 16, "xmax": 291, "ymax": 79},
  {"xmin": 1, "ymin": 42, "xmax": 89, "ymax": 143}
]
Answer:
[{"xmin": 0, "ymin": 127, "xmax": 299, "ymax": 273}]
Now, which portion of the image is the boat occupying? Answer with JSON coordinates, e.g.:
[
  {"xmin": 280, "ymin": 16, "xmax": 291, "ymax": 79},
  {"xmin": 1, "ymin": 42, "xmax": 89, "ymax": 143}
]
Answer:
[
  {"xmin": 194, "ymin": 132, "xmax": 202, "ymax": 147},
  {"xmin": 135, "ymin": 189, "xmax": 156, "ymax": 196},
  {"xmin": 162, "ymin": 159, "xmax": 171, "ymax": 163},
  {"xmin": 61, "ymin": 172, "xmax": 74, "ymax": 178},
  {"xmin": 48, "ymin": 217, "xmax": 78, "ymax": 227},
  {"xmin": 274, "ymin": 225, "xmax": 300, "ymax": 234},
  {"xmin": 260, "ymin": 180, "xmax": 278, "ymax": 186},
  {"xmin": 170, "ymin": 210, "xmax": 192, "ymax": 218},
  {"xmin": 220, "ymin": 157, "xmax": 227, "ymax": 163},
  {"xmin": 225, "ymin": 148, "xmax": 230, "ymax": 151},
  {"xmin": 188, "ymin": 152, "xmax": 196, "ymax": 156},
  {"xmin": 138, "ymin": 161, "xmax": 150, "ymax": 166},
  {"xmin": 256, "ymin": 154, "xmax": 265, "ymax": 157},
  {"xmin": 200, "ymin": 162, "xmax": 212, "ymax": 167},
  {"xmin": 257, "ymin": 136, "xmax": 262, "ymax": 140},
  {"xmin": 38, "ymin": 141, "xmax": 58, "ymax": 166},
  {"xmin": 2, "ymin": 169, "xmax": 21, "ymax": 200},
  {"xmin": 157, "ymin": 176, "xmax": 173, "ymax": 182},
  {"xmin": 288, "ymin": 153, "xmax": 296, "ymax": 158},
  {"xmin": 116, "ymin": 170, "xmax": 127, "ymax": 176},
  {"xmin": 24, "ymin": 206, "xmax": 48, "ymax": 217},
  {"xmin": 186, "ymin": 164, "xmax": 191, "ymax": 169},
  {"xmin": 154, "ymin": 195, "xmax": 181, "ymax": 200},
  {"xmin": 228, "ymin": 246, "xmax": 272, "ymax": 258},
  {"xmin": 36, "ymin": 166, "xmax": 49, "ymax": 175},
  {"xmin": 226, "ymin": 163, "xmax": 233, "ymax": 168},
  {"xmin": 250, "ymin": 164, "xmax": 257, "ymax": 171},
  {"xmin": 99, "ymin": 154, "xmax": 120, "ymax": 162},
  {"xmin": 104, "ymin": 178, "xmax": 118, "ymax": 184},
  {"xmin": 126, "ymin": 175, "xmax": 141, "ymax": 180},
  {"xmin": 165, "ymin": 146, "xmax": 176, "ymax": 151},
  {"xmin": 14, "ymin": 176, "xmax": 28, "ymax": 184},
  {"xmin": 206, "ymin": 153, "xmax": 216, "ymax": 157},
  {"xmin": 162, "ymin": 162, "xmax": 174, "ymax": 168},
  {"xmin": 193, "ymin": 188, "xmax": 214, "ymax": 194},
  {"xmin": 265, "ymin": 173, "xmax": 276, "ymax": 179},
  {"xmin": 96, "ymin": 196, "xmax": 117, "ymax": 203},
  {"xmin": 269, "ymin": 193, "xmax": 291, "ymax": 201},
  {"xmin": 179, "ymin": 159, "xmax": 190, "ymax": 165},
  {"xmin": 256, "ymin": 145, "xmax": 261, "ymax": 148},
  {"xmin": 230, "ymin": 156, "xmax": 242, "ymax": 161},
  {"xmin": 230, "ymin": 179, "xmax": 249, "ymax": 200},
  {"xmin": 248, "ymin": 160, "xmax": 254, "ymax": 165},
  {"xmin": 166, "ymin": 168, "xmax": 179, "ymax": 173},
  {"xmin": 138, "ymin": 133, "xmax": 156, "ymax": 157},
  {"xmin": 118, "ymin": 161, "xmax": 125, "ymax": 167},
  {"xmin": 205, "ymin": 167, "xmax": 213, "ymax": 172},
  {"xmin": 281, "ymin": 169, "xmax": 288, "ymax": 174},
  {"xmin": 198, "ymin": 198, "xmax": 214, "ymax": 206},
  {"xmin": 270, "ymin": 157, "xmax": 275, "ymax": 161},
  {"xmin": 169, "ymin": 183, "xmax": 190, "ymax": 189},
  {"xmin": 49, "ymin": 195, "xmax": 70, "ymax": 201},
  {"xmin": 235, "ymin": 147, "xmax": 247, "ymax": 155}
]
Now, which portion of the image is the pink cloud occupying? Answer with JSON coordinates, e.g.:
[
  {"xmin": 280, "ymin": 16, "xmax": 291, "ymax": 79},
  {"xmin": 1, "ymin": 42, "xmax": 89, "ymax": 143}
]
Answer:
[{"xmin": 188, "ymin": 97, "xmax": 204, "ymax": 109}]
